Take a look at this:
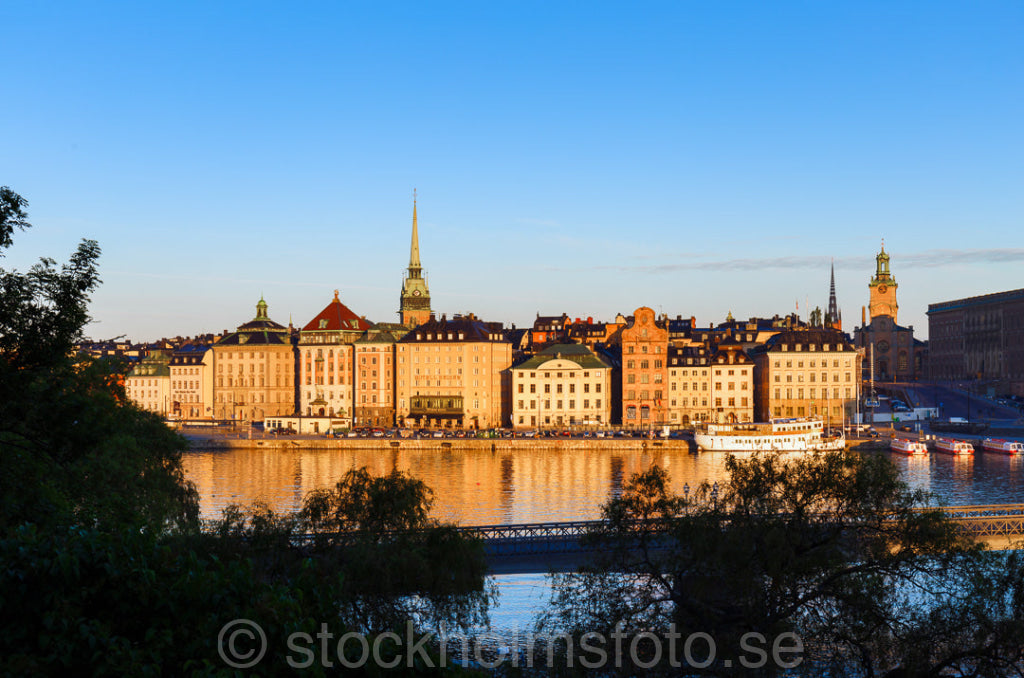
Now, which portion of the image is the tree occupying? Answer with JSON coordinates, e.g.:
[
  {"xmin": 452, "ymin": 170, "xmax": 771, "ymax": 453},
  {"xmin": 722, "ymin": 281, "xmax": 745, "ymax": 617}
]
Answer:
[
  {"xmin": 539, "ymin": 451, "xmax": 1024, "ymax": 676},
  {"xmin": 299, "ymin": 467, "xmax": 493, "ymax": 635},
  {"xmin": 0, "ymin": 186, "xmax": 198, "ymax": 534}
]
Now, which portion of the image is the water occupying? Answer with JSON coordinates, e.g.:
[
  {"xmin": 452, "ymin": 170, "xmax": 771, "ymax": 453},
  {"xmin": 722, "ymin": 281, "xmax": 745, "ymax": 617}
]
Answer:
[{"xmin": 181, "ymin": 444, "xmax": 1024, "ymax": 632}]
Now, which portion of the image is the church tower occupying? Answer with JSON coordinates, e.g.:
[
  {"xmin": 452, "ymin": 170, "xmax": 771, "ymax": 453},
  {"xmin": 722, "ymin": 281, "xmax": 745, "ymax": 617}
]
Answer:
[
  {"xmin": 868, "ymin": 241, "xmax": 898, "ymax": 323},
  {"xmin": 825, "ymin": 261, "xmax": 842, "ymax": 330},
  {"xmin": 399, "ymin": 190, "xmax": 432, "ymax": 327}
]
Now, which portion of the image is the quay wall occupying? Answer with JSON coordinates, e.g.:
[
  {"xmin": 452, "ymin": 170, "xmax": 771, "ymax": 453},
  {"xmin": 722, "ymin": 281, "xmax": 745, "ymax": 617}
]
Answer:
[{"xmin": 187, "ymin": 436, "xmax": 697, "ymax": 453}]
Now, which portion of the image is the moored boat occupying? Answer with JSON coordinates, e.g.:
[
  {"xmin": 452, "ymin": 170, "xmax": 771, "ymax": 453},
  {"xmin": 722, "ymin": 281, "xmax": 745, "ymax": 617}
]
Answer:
[
  {"xmin": 890, "ymin": 437, "xmax": 928, "ymax": 455},
  {"xmin": 934, "ymin": 437, "xmax": 973, "ymax": 455},
  {"xmin": 694, "ymin": 418, "xmax": 845, "ymax": 453},
  {"xmin": 981, "ymin": 438, "xmax": 1024, "ymax": 455}
]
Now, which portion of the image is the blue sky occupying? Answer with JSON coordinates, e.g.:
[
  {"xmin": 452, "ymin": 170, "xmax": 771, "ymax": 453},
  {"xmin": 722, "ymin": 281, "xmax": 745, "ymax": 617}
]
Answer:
[{"xmin": 2, "ymin": 2, "xmax": 1022, "ymax": 341}]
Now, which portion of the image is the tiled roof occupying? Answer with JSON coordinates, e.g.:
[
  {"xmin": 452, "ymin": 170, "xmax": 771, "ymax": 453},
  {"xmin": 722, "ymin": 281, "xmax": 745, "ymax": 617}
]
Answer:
[
  {"xmin": 302, "ymin": 292, "xmax": 372, "ymax": 333},
  {"xmin": 513, "ymin": 343, "xmax": 610, "ymax": 371},
  {"xmin": 399, "ymin": 315, "xmax": 506, "ymax": 343},
  {"xmin": 752, "ymin": 328, "xmax": 856, "ymax": 354}
]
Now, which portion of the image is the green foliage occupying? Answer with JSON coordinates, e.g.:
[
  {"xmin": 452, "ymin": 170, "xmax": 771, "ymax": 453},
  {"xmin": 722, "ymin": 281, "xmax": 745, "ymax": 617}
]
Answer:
[
  {"xmin": 296, "ymin": 467, "xmax": 494, "ymax": 634},
  {"xmin": 540, "ymin": 450, "xmax": 1024, "ymax": 676},
  {"xmin": 0, "ymin": 187, "xmax": 198, "ymax": 534}
]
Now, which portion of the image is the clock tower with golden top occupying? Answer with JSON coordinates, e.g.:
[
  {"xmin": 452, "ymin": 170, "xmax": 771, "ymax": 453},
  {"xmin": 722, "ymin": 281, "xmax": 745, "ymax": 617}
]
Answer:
[
  {"xmin": 868, "ymin": 241, "xmax": 898, "ymax": 323},
  {"xmin": 399, "ymin": 190, "xmax": 432, "ymax": 328}
]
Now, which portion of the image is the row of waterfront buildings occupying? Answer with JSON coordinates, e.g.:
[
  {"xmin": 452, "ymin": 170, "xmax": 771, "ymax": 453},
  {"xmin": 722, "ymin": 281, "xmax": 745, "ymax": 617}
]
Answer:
[{"xmin": 102, "ymin": 199, "xmax": 1024, "ymax": 431}]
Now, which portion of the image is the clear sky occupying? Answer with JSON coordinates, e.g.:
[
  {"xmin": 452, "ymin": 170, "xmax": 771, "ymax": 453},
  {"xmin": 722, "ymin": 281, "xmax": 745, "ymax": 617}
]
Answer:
[{"xmin": 2, "ymin": 2, "xmax": 1022, "ymax": 342}]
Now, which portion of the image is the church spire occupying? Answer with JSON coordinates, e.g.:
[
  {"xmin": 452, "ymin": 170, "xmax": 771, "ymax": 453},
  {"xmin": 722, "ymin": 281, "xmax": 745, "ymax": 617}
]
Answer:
[
  {"xmin": 408, "ymin": 189, "xmax": 422, "ymax": 278},
  {"xmin": 826, "ymin": 260, "xmax": 840, "ymax": 330}
]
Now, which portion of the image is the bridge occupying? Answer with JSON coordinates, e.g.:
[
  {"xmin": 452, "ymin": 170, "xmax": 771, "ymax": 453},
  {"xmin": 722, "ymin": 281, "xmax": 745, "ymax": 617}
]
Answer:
[
  {"xmin": 291, "ymin": 504, "xmax": 1024, "ymax": 575},
  {"xmin": 462, "ymin": 504, "xmax": 1024, "ymax": 574}
]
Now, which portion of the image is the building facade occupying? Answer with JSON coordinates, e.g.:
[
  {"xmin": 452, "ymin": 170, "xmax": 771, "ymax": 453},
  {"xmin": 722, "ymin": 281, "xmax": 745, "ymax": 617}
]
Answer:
[
  {"xmin": 395, "ymin": 315, "xmax": 512, "ymax": 429},
  {"xmin": 927, "ymin": 287, "xmax": 1024, "ymax": 396},
  {"xmin": 510, "ymin": 344, "xmax": 612, "ymax": 429},
  {"xmin": 620, "ymin": 307, "xmax": 669, "ymax": 429},
  {"xmin": 125, "ymin": 350, "xmax": 171, "ymax": 416},
  {"xmin": 353, "ymin": 327, "xmax": 401, "ymax": 427},
  {"xmin": 752, "ymin": 329, "xmax": 861, "ymax": 424},
  {"xmin": 211, "ymin": 298, "xmax": 297, "ymax": 422},
  {"xmin": 169, "ymin": 343, "xmax": 213, "ymax": 420},
  {"xmin": 297, "ymin": 291, "xmax": 371, "ymax": 424}
]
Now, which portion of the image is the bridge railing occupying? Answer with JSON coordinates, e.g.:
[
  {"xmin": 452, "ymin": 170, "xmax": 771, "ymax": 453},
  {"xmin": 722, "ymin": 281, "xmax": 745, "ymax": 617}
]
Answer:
[{"xmin": 288, "ymin": 505, "xmax": 1024, "ymax": 553}]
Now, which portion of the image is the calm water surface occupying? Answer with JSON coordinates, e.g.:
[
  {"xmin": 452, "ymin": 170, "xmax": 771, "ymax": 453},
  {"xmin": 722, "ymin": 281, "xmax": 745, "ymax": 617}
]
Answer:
[{"xmin": 182, "ymin": 444, "xmax": 1024, "ymax": 631}]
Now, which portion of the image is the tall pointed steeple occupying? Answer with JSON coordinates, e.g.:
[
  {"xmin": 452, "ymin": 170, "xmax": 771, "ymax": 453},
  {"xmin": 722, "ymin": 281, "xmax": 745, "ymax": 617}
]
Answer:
[
  {"xmin": 399, "ymin": 190, "xmax": 432, "ymax": 327},
  {"xmin": 408, "ymin": 189, "xmax": 422, "ymax": 278},
  {"xmin": 826, "ymin": 260, "xmax": 841, "ymax": 330}
]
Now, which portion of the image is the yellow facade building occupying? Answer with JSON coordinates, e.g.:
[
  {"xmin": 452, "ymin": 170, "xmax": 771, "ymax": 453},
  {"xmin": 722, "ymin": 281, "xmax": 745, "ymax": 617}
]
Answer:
[
  {"xmin": 395, "ymin": 315, "xmax": 511, "ymax": 429},
  {"xmin": 125, "ymin": 350, "xmax": 171, "ymax": 416},
  {"xmin": 752, "ymin": 328, "xmax": 861, "ymax": 424},
  {"xmin": 511, "ymin": 344, "xmax": 612, "ymax": 429},
  {"xmin": 169, "ymin": 344, "xmax": 213, "ymax": 420},
  {"xmin": 211, "ymin": 298, "xmax": 297, "ymax": 422}
]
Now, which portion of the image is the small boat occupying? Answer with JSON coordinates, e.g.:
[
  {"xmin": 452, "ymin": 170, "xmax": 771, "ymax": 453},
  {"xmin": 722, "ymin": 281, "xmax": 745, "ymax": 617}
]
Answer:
[
  {"xmin": 890, "ymin": 438, "xmax": 928, "ymax": 455},
  {"xmin": 981, "ymin": 438, "xmax": 1024, "ymax": 455},
  {"xmin": 694, "ymin": 417, "xmax": 845, "ymax": 453},
  {"xmin": 934, "ymin": 437, "xmax": 973, "ymax": 455}
]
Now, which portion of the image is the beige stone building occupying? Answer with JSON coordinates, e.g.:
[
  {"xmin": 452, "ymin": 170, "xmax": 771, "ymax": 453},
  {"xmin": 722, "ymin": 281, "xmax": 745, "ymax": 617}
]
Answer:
[
  {"xmin": 297, "ymin": 291, "xmax": 372, "ymax": 424},
  {"xmin": 395, "ymin": 315, "xmax": 512, "ymax": 429},
  {"xmin": 211, "ymin": 297, "xmax": 297, "ymax": 422},
  {"xmin": 511, "ymin": 344, "xmax": 612, "ymax": 429},
  {"xmin": 667, "ymin": 344, "xmax": 711, "ymax": 425},
  {"xmin": 751, "ymin": 328, "xmax": 861, "ymax": 424},
  {"xmin": 667, "ymin": 338, "xmax": 753, "ymax": 425},
  {"xmin": 620, "ymin": 307, "xmax": 669, "ymax": 429},
  {"xmin": 125, "ymin": 350, "xmax": 171, "ymax": 416},
  {"xmin": 169, "ymin": 344, "xmax": 213, "ymax": 420},
  {"xmin": 354, "ymin": 326, "xmax": 402, "ymax": 428}
]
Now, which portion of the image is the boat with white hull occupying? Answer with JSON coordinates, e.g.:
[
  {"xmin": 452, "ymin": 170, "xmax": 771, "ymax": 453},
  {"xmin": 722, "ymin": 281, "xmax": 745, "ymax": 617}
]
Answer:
[
  {"xmin": 934, "ymin": 437, "xmax": 973, "ymax": 455},
  {"xmin": 890, "ymin": 438, "xmax": 928, "ymax": 455},
  {"xmin": 694, "ymin": 418, "xmax": 845, "ymax": 453},
  {"xmin": 981, "ymin": 438, "xmax": 1024, "ymax": 455}
]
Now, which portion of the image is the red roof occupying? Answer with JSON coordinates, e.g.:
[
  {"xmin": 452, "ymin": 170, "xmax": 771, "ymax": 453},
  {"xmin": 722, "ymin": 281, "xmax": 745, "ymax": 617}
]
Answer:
[{"xmin": 302, "ymin": 291, "xmax": 372, "ymax": 333}]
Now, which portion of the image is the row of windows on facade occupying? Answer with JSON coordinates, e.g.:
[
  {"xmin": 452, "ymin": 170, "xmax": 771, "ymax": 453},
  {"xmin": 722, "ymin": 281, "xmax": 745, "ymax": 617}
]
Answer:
[
  {"xmin": 669, "ymin": 381, "xmax": 749, "ymax": 391},
  {"xmin": 521, "ymin": 371, "xmax": 601, "ymax": 379},
  {"xmin": 625, "ymin": 390, "xmax": 662, "ymax": 400},
  {"xmin": 773, "ymin": 372, "xmax": 854, "ymax": 383},
  {"xmin": 516, "ymin": 399, "xmax": 603, "ymax": 410},
  {"xmin": 217, "ymin": 377, "xmax": 288, "ymax": 388},
  {"xmin": 773, "ymin": 387, "xmax": 853, "ymax": 400},
  {"xmin": 517, "ymin": 414, "xmax": 604, "ymax": 425},
  {"xmin": 171, "ymin": 380, "xmax": 200, "ymax": 390},
  {"xmin": 776, "ymin": 344, "xmax": 850, "ymax": 353},
  {"xmin": 517, "ymin": 382, "xmax": 603, "ymax": 394},
  {"xmin": 667, "ymin": 397, "xmax": 749, "ymax": 408},
  {"xmin": 218, "ymin": 351, "xmax": 289, "ymax": 360},
  {"xmin": 624, "ymin": 345, "xmax": 663, "ymax": 354},
  {"xmin": 172, "ymin": 367, "xmax": 202, "ymax": 375},
  {"xmin": 214, "ymin": 392, "xmax": 288, "ymax": 403},
  {"xmin": 774, "ymin": 406, "xmax": 847, "ymax": 417},
  {"xmin": 218, "ymin": 363, "xmax": 289, "ymax": 374},
  {"xmin": 772, "ymin": 358, "xmax": 853, "ymax": 368}
]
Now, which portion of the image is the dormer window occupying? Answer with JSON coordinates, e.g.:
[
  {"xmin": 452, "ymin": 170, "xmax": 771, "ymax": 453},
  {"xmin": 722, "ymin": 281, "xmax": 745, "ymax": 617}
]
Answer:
[{"xmin": 319, "ymin": 319, "xmax": 328, "ymax": 329}]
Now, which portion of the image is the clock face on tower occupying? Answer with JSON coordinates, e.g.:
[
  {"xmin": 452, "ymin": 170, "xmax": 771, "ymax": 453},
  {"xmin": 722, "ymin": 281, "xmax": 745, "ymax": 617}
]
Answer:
[
  {"xmin": 413, "ymin": 290, "xmax": 421, "ymax": 296},
  {"xmin": 877, "ymin": 284, "xmax": 887, "ymax": 294}
]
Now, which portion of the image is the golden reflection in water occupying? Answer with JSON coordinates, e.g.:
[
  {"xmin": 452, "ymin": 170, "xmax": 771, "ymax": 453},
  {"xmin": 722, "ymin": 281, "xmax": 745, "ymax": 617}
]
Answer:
[
  {"xmin": 902, "ymin": 455, "xmax": 931, "ymax": 494},
  {"xmin": 182, "ymin": 446, "xmax": 737, "ymax": 525}
]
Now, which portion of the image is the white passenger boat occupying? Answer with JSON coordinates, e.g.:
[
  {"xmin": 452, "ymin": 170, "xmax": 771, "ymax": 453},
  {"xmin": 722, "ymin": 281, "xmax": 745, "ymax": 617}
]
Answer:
[
  {"xmin": 694, "ymin": 418, "xmax": 845, "ymax": 453},
  {"xmin": 934, "ymin": 437, "xmax": 973, "ymax": 455},
  {"xmin": 981, "ymin": 438, "xmax": 1024, "ymax": 455},
  {"xmin": 890, "ymin": 438, "xmax": 928, "ymax": 455}
]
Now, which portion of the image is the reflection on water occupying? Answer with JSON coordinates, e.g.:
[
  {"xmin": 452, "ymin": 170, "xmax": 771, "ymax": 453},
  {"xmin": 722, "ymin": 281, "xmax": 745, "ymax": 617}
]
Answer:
[
  {"xmin": 182, "ymin": 445, "xmax": 1024, "ymax": 634},
  {"xmin": 183, "ymin": 445, "xmax": 1024, "ymax": 523}
]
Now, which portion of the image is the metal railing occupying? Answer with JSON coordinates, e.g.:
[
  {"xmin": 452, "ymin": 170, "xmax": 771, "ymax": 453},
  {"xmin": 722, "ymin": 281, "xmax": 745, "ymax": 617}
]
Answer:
[{"xmin": 289, "ymin": 505, "xmax": 1024, "ymax": 555}]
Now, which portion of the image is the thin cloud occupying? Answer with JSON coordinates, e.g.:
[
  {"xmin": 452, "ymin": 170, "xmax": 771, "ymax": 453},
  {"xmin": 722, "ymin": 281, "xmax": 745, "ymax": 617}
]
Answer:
[{"xmin": 586, "ymin": 248, "xmax": 1024, "ymax": 274}]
